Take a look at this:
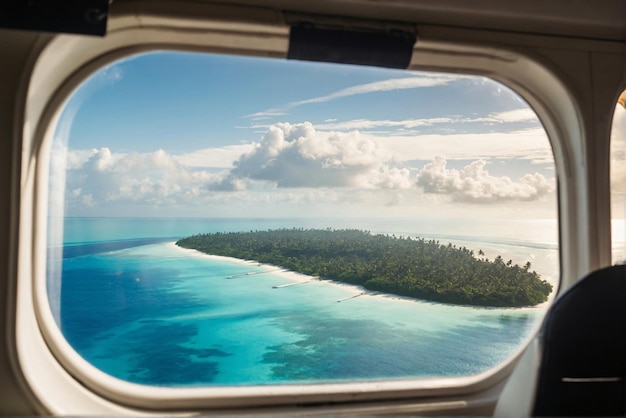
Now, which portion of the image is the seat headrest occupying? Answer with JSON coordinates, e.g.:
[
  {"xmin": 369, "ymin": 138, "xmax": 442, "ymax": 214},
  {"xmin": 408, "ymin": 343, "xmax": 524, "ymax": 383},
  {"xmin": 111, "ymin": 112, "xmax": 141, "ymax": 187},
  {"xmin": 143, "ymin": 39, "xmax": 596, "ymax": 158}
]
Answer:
[{"xmin": 533, "ymin": 264, "xmax": 626, "ymax": 416}]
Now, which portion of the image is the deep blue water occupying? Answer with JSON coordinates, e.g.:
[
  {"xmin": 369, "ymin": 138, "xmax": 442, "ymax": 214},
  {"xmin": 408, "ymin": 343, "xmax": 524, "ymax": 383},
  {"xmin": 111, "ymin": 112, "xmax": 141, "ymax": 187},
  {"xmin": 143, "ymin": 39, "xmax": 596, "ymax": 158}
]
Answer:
[{"xmin": 50, "ymin": 217, "xmax": 558, "ymax": 386}]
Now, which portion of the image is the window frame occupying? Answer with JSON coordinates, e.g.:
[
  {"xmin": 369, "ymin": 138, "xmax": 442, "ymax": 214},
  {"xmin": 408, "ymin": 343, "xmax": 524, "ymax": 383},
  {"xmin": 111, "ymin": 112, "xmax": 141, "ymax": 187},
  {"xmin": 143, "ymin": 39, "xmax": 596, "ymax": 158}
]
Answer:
[
  {"xmin": 13, "ymin": 3, "xmax": 607, "ymax": 414},
  {"xmin": 610, "ymin": 90, "xmax": 626, "ymax": 265}
]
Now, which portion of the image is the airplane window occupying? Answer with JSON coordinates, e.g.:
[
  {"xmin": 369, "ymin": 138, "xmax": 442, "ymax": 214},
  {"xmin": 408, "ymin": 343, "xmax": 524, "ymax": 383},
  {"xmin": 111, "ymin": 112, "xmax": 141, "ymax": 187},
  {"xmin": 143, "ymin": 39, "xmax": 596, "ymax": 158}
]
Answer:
[
  {"xmin": 46, "ymin": 51, "xmax": 558, "ymax": 387},
  {"xmin": 611, "ymin": 90, "xmax": 626, "ymax": 264}
]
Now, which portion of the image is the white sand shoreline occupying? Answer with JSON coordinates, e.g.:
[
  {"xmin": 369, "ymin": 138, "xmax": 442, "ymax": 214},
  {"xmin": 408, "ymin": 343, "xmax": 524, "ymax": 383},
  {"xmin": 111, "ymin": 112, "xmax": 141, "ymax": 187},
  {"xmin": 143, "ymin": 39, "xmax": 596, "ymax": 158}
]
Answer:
[
  {"xmin": 169, "ymin": 242, "xmax": 384, "ymax": 299},
  {"xmin": 169, "ymin": 241, "xmax": 316, "ymax": 285},
  {"xmin": 167, "ymin": 241, "xmax": 544, "ymax": 312}
]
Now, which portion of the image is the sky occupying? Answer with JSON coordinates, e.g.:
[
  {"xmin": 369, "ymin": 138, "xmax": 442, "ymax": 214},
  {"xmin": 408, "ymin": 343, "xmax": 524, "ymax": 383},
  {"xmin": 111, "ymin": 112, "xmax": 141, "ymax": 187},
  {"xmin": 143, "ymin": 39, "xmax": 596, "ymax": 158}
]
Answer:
[{"xmin": 49, "ymin": 51, "xmax": 564, "ymax": 220}]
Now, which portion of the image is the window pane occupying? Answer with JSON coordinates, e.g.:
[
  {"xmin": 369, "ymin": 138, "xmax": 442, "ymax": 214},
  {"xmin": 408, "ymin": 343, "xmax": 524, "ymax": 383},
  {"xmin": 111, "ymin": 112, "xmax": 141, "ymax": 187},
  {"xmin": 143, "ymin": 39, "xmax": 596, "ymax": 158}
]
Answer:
[
  {"xmin": 612, "ymin": 91, "xmax": 626, "ymax": 264},
  {"xmin": 47, "ymin": 51, "xmax": 558, "ymax": 387}
]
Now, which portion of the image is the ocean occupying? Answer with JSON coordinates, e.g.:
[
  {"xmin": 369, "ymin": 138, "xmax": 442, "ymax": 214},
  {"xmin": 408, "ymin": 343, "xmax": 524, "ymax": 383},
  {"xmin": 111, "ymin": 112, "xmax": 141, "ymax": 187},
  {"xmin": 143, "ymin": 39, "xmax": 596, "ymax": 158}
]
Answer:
[{"xmin": 48, "ymin": 217, "xmax": 559, "ymax": 387}]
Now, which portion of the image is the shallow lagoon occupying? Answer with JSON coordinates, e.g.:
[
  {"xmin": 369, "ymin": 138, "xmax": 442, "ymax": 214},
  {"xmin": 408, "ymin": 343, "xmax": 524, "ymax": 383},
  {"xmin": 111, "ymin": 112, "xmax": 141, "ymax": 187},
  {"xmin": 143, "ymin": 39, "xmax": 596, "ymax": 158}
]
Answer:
[{"xmin": 58, "ymin": 235, "xmax": 551, "ymax": 386}]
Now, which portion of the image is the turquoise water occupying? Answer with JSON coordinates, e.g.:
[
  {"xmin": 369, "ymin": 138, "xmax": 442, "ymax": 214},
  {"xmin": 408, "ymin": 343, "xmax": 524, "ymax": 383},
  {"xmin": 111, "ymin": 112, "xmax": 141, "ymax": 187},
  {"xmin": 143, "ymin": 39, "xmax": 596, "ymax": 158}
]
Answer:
[{"xmin": 50, "ymin": 217, "xmax": 558, "ymax": 386}]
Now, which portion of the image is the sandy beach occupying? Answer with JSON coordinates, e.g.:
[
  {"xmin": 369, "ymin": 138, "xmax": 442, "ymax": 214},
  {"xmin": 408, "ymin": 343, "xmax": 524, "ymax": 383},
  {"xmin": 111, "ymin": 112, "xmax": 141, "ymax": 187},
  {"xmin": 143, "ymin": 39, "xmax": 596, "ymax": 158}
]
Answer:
[{"xmin": 169, "ymin": 241, "xmax": 372, "ymax": 296}]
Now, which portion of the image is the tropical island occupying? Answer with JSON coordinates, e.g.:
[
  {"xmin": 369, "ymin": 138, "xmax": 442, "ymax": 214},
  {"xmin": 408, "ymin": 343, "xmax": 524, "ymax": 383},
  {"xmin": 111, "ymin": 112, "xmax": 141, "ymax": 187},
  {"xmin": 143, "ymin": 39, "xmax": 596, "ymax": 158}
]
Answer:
[{"xmin": 176, "ymin": 228, "xmax": 552, "ymax": 307}]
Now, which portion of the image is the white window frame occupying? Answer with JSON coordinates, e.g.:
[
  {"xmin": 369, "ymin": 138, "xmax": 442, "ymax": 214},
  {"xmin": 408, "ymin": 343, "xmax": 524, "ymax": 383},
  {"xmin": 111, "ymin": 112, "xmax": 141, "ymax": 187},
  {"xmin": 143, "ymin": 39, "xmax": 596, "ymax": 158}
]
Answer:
[
  {"xmin": 610, "ymin": 90, "xmax": 626, "ymax": 265},
  {"xmin": 12, "ymin": 2, "xmax": 620, "ymax": 415}
]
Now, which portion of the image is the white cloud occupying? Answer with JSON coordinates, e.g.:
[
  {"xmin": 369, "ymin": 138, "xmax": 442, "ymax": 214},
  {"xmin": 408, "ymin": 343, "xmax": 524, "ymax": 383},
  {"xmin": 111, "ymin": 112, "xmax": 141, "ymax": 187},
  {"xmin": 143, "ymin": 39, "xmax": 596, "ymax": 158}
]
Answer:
[
  {"xmin": 244, "ymin": 74, "xmax": 464, "ymax": 121},
  {"xmin": 416, "ymin": 156, "xmax": 554, "ymax": 203},
  {"xmin": 61, "ymin": 121, "xmax": 556, "ymax": 215},
  {"xmin": 313, "ymin": 108, "xmax": 538, "ymax": 132},
  {"xmin": 64, "ymin": 147, "xmax": 235, "ymax": 208},
  {"xmin": 315, "ymin": 117, "xmax": 456, "ymax": 131},
  {"xmin": 65, "ymin": 148, "xmax": 103, "ymax": 169},
  {"xmin": 289, "ymin": 75, "xmax": 461, "ymax": 107},
  {"xmin": 174, "ymin": 144, "xmax": 254, "ymax": 168},
  {"xmin": 244, "ymin": 109, "xmax": 289, "ymax": 121},
  {"xmin": 229, "ymin": 122, "xmax": 410, "ymax": 189},
  {"xmin": 489, "ymin": 108, "xmax": 538, "ymax": 123},
  {"xmin": 238, "ymin": 108, "xmax": 543, "ymax": 135},
  {"xmin": 379, "ymin": 128, "xmax": 552, "ymax": 164},
  {"xmin": 227, "ymin": 123, "xmax": 553, "ymax": 202},
  {"xmin": 238, "ymin": 123, "xmax": 551, "ymax": 164},
  {"xmin": 313, "ymin": 113, "xmax": 539, "ymax": 132}
]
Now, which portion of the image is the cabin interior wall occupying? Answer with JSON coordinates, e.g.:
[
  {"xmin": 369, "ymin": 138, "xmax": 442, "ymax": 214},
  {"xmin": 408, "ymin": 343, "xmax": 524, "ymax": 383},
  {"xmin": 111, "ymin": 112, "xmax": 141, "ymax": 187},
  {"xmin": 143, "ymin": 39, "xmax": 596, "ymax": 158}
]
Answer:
[
  {"xmin": 585, "ymin": 51, "xmax": 626, "ymax": 269},
  {"xmin": 527, "ymin": 47, "xmax": 625, "ymax": 281},
  {"xmin": 0, "ymin": 29, "xmax": 40, "ymax": 415}
]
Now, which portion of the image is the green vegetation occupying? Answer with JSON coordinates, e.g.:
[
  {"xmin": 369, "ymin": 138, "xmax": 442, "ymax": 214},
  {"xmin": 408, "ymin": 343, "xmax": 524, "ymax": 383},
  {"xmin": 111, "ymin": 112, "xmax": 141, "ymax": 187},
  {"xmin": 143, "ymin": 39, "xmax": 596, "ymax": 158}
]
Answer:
[{"xmin": 176, "ymin": 228, "xmax": 552, "ymax": 307}]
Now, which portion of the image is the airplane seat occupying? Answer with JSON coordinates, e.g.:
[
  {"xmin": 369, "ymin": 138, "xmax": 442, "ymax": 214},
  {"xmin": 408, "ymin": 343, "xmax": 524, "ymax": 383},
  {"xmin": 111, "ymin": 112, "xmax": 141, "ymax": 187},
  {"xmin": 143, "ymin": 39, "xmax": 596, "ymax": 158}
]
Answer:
[{"xmin": 494, "ymin": 264, "xmax": 626, "ymax": 417}]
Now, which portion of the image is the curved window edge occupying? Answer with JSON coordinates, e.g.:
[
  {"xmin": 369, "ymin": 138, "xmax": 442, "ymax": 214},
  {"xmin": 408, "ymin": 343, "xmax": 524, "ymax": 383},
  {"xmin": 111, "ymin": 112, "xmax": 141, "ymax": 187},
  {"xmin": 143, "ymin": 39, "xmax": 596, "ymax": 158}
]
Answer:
[{"xmin": 611, "ymin": 90, "xmax": 626, "ymax": 265}]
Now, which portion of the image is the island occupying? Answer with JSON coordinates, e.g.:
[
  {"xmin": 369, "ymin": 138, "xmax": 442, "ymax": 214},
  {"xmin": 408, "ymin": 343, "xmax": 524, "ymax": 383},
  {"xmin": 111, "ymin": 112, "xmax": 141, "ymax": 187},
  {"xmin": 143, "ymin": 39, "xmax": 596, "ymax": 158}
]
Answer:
[{"xmin": 176, "ymin": 228, "xmax": 553, "ymax": 307}]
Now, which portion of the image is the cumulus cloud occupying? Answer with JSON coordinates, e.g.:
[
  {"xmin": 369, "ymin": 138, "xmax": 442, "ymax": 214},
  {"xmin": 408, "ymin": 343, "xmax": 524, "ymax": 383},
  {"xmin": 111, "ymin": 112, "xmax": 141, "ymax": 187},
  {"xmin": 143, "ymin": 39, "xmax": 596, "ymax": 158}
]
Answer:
[
  {"xmin": 174, "ymin": 144, "xmax": 254, "ymax": 168},
  {"xmin": 61, "ymin": 121, "xmax": 556, "ymax": 214},
  {"xmin": 64, "ymin": 147, "xmax": 236, "ymax": 208},
  {"xmin": 416, "ymin": 156, "xmax": 553, "ymax": 203},
  {"xmin": 228, "ymin": 122, "xmax": 411, "ymax": 189}
]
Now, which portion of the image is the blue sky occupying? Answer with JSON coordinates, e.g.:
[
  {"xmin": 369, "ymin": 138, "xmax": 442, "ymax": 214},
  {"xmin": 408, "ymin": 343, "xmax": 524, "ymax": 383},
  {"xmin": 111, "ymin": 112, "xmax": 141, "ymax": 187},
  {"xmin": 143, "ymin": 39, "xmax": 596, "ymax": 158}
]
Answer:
[{"xmin": 51, "ymin": 51, "xmax": 558, "ymax": 219}]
